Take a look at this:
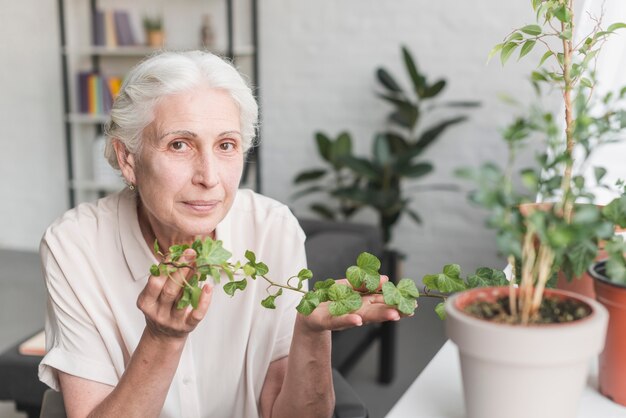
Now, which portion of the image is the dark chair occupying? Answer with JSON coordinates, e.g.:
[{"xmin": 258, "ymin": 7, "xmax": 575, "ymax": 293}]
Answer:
[
  {"xmin": 40, "ymin": 370, "xmax": 367, "ymax": 418},
  {"xmin": 299, "ymin": 218, "xmax": 397, "ymax": 384}
]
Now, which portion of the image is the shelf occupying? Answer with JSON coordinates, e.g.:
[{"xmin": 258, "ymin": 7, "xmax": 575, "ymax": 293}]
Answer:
[
  {"xmin": 72, "ymin": 180, "xmax": 124, "ymax": 193},
  {"xmin": 63, "ymin": 45, "xmax": 255, "ymax": 57},
  {"xmin": 67, "ymin": 113, "xmax": 109, "ymax": 124}
]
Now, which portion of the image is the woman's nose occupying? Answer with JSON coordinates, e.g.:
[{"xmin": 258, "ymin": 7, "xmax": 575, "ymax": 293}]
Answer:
[{"xmin": 192, "ymin": 151, "xmax": 219, "ymax": 188}]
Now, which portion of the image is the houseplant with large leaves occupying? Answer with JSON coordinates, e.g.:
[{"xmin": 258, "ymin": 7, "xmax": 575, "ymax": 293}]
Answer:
[{"xmin": 292, "ymin": 46, "xmax": 478, "ymax": 244}]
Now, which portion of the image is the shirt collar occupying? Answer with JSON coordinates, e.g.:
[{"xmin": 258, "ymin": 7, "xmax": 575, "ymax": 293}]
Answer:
[{"xmin": 118, "ymin": 188, "xmax": 157, "ymax": 281}]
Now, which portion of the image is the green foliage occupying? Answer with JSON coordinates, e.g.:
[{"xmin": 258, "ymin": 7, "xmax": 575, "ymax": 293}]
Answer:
[
  {"xmin": 152, "ymin": 236, "xmax": 518, "ymax": 320},
  {"xmin": 152, "ymin": 237, "xmax": 425, "ymax": 317},
  {"xmin": 292, "ymin": 45, "xmax": 479, "ymax": 244},
  {"xmin": 429, "ymin": 0, "xmax": 626, "ymax": 309}
]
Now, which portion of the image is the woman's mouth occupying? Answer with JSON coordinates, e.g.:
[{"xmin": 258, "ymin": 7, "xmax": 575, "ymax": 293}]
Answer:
[{"xmin": 182, "ymin": 200, "xmax": 220, "ymax": 213}]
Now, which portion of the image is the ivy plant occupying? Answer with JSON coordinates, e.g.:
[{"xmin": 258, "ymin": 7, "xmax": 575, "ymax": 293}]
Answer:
[{"xmin": 149, "ymin": 237, "xmax": 506, "ymax": 319}]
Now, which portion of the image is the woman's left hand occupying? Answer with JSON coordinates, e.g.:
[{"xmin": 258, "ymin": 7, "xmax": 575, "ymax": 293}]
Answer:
[{"xmin": 298, "ymin": 275, "xmax": 413, "ymax": 333}]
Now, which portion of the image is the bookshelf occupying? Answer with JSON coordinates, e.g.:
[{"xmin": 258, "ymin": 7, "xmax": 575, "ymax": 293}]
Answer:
[{"xmin": 57, "ymin": 0, "xmax": 260, "ymax": 207}]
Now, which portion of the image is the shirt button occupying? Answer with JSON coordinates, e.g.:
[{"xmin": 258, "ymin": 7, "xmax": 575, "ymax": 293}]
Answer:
[{"xmin": 183, "ymin": 377, "xmax": 192, "ymax": 385}]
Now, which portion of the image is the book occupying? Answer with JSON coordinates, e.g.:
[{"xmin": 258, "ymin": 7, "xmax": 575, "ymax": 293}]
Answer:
[
  {"xmin": 77, "ymin": 71, "xmax": 90, "ymax": 113},
  {"xmin": 114, "ymin": 10, "xmax": 136, "ymax": 46},
  {"xmin": 19, "ymin": 330, "xmax": 46, "ymax": 356},
  {"xmin": 93, "ymin": 10, "xmax": 105, "ymax": 46},
  {"xmin": 104, "ymin": 9, "xmax": 118, "ymax": 47}
]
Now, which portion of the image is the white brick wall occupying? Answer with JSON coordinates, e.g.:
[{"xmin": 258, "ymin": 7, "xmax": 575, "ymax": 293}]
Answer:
[
  {"xmin": 259, "ymin": 0, "xmax": 553, "ymax": 280},
  {"xmin": 1, "ymin": 0, "xmax": 577, "ymax": 284}
]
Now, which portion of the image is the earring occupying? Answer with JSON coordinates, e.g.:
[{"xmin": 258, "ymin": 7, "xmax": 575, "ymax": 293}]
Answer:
[{"xmin": 129, "ymin": 183, "xmax": 136, "ymax": 191}]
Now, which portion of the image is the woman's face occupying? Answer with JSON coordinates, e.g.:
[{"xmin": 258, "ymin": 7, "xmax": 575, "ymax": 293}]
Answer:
[{"xmin": 120, "ymin": 86, "xmax": 244, "ymax": 245}]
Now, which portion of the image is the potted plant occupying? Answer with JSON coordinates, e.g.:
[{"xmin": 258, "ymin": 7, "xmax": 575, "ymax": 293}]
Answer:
[
  {"xmin": 419, "ymin": 1, "xmax": 626, "ymax": 417},
  {"xmin": 143, "ymin": 15, "xmax": 164, "ymax": 48},
  {"xmin": 292, "ymin": 45, "xmax": 479, "ymax": 245},
  {"xmin": 588, "ymin": 233, "xmax": 626, "ymax": 405}
]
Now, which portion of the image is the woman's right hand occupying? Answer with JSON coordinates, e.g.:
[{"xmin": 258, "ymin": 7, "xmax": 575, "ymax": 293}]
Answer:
[{"xmin": 136, "ymin": 249, "xmax": 213, "ymax": 340}]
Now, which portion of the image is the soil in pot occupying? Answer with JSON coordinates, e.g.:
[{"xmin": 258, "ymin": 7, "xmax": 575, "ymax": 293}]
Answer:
[{"xmin": 464, "ymin": 294, "xmax": 591, "ymax": 324}]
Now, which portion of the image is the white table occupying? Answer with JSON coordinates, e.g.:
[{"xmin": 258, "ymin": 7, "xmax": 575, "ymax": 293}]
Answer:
[{"xmin": 386, "ymin": 340, "xmax": 626, "ymax": 418}]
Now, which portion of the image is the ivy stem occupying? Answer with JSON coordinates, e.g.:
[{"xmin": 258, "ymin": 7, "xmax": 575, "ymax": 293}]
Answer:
[{"xmin": 260, "ymin": 275, "xmax": 308, "ymax": 294}]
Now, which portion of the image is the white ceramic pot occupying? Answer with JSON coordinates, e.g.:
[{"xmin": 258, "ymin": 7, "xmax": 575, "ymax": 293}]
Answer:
[{"xmin": 446, "ymin": 286, "xmax": 608, "ymax": 418}]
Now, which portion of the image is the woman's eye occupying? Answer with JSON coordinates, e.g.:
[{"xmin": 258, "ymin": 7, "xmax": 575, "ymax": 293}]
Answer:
[
  {"xmin": 219, "ymin": 141, "xmax": 236, "ymax": 151},
  {"xmin": 170, "ymin": 141, "xmax": 188, "ymax": 151}
]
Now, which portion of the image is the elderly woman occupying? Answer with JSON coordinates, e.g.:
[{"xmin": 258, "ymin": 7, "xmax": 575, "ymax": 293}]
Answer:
[{"xmin": 38, "ymin": 51, "xmax": 403, "ymax": 418}]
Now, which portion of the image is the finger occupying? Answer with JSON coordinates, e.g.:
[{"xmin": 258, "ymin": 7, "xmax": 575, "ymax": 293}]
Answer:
[
  {"xmin": 137, "ymin": 274, "xmax": 168, "ymax": 311},
  {"xmin": 159, "ymin": 250, "xmax": 196, "ymax": 306},
  {"xmin": 355, "ymin": 302, "xmax": 402, "ymax": 323},
  {"xmin": 321, "ymin": 313, "xmax": 364, "ymax": 331},
  {"xmin": 362, "ymin": 294, "xmax": 386, "ymax": 305}
]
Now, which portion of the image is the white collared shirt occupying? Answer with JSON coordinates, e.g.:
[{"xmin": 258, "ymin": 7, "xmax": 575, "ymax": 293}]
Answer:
[{"xmin": 39, "ymin": 188, "xmax": 307, "ymax": 418}]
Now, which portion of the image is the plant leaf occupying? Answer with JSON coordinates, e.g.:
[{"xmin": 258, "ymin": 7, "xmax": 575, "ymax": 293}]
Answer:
[
  {"xmin": 328, "ymin": 284, "xmax": 363, "ymax": 315},
  {"xmin": 402, "ymin": 45, "xmax": 426, "ymax": 96},
  {"xmin": 196, "ymin": 238, "xmax": 232, "ymax": 267},
  {"xmin": 223, "ymin": 279, "xmax": 247, "ymax": 296},
  {"xmin": 376, "ymin": 68, "xmax": 402, "ymax": 93},
  {"xmin": 315, "ymin": 132, "xmax": 332, "ymax": 161},
  {"xmin": 294, "ymin": 169, "xmax": 327, "ymax": 184},
  {"xmin": 422, "ymin": 264, "xmax": 467, "ymax": 293},
  {"xmin": 521, "ymin": 24, "xmax": 542, "ymax": 36},
  {"xmin": 519, "ymin": 40, "xmax": 536, "ymax": 59},
  {"xmin": 423, "ymin": 80, "xmax": 446, "ymax": 99},
  {"xmin": 296, "ymin": 292, "xmax": 320, "ymax": 315},
  {"xmin": 434, "ymin": 302, "xmax": 447, "ymax": 319},
  {"xmin": 261, "ymin": 288, "xmax": 283, "ymax": 309}
]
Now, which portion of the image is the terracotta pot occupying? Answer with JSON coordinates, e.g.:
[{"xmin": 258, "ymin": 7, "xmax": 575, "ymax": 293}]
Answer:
[
  {"xmin": 589, "ymin": 260, "xmax": 626, "ymax": 406},
  {"xmin": 146, "ymin": 30, "xmax": 165, "ymax": 47},
  {"xmin": 446, "ymin": 286, "xmax": 608, "ymax": 418}
]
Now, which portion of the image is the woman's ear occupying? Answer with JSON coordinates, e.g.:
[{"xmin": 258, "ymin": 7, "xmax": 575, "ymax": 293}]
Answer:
[{"xmin": 112, "ymin": 139, "xmax": 137, "ymax": 186}]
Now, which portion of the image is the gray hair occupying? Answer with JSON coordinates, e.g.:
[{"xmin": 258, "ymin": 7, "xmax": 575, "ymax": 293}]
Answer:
[{"xmin": 104, "ymin": 50, "xmax": 258, "ymax": 169}]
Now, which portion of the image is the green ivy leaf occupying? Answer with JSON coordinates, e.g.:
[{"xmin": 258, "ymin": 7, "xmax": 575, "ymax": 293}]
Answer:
[
  {"xmin": 255, "ymin": 262, "xmax": 269, "ymax": 276},
  {"xmin": 467, "ymin": 267, "xmax": 507, "ymax": 288},
  {"xmin": 150, "ymin": 264, "xmax": 160, "ymax": 276},
  {"xmin": 296, "ymin": 292, "xmax": 320, "ymax": 316},
  {"xmin": 397, "ymin": 278, "xmax": 420, "ymax": 298},
  {"xmin": 423, "ymin": 264, "xmax": 467, "ymax": 293},
  {"xmin": 243, "ymin": 263, "xmax": 256, "ymax": 277},
  {"xmin": 434, "ymin": 302, "xmax": 447, "ymax": 320},
  {"xmin": 224, "ymin": 279, "xmax": 247, "ymax": 296},
  {"xmin": 346, "ymin": 252, "xmax": 381, "ymax": 291},
  {"xmin": 196, "ymin": 238, "xmax": 232, "ymax": 267},
  {"xmin": 261, "ymin": 289, "xmax": 283, "ymax": 309},
  {"xmin": 328, "ymin": 284, "xmax": 363, "ymax": 316},
  {"xmin": 245, "ymin": 250, "xmax": 256, "ymax": 263},
  {"xmin": 177, "ymin": 287, "xmax": 191, "ymax": 309},
  {"xmin": 382, "ymin": 280, "xmax": 419, "ymax": 315},
  {"xmin": 190, "ymin": 285, "xmax": 202, "ymax": 309}
]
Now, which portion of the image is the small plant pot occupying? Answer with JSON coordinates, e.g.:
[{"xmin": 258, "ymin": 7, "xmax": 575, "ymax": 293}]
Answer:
[
  {"xmin": 589, "ymin": 260, "xmax": 626, "ymax": 406},
  {"xmin": 146, "ymin": 30, "xmax": 165, "ymax": 48},
  {"xmin": 446, "ymin": 286, "xmax": 608, "ymax": 418}
]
